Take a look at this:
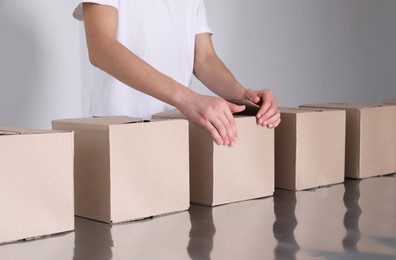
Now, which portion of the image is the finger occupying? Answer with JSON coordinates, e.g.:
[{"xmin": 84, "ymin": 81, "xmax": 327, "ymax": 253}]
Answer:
[
  {"xmin": 269, "ymin": 117, "xmax": 281, "ymax": 128},
  {"xmin": 273, "ymin": 118, "xmax": 281, "ymax": 128},
  {"xmin": 227, "ymin": 102, "xmax": 243, "ymax": 145},
  {"xmin": 257, "ymin": 101, "xmax": 272, "ymax": 121},
  {"xmin": 244, "ymin": 89, "xmax": 260, "ymax": 103},
  {"xmin": 223, "ymin": 109, "xmax": 238, "ymax": 145},
  {"xmin": 202, "ymin": 120, "xmax": 224, "ymax": 145},
  {"xmin": 217, "ymin": 113, "xmax": 235, "ymax": 146},
  {"xmin": 264, "ymin": 111, "xmax": 281, "ymax": 128},
  {"xmin": 210, "ymin": 117, "xmax": 229, "ymax": 145},
  {"xmin": 257, "ymin": 95, "xmax": 277, "ymax": 121},
  {"xmin": 259, "ymin": 109, "xmax": 277, "ymax": 127},
  {"xmin": 228, "ymin": 102, "xmax": 245, "ymax": 114}
]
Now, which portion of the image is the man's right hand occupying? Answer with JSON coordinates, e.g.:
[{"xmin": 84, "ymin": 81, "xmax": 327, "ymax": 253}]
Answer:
[{"xmin": 178, "ymin": 94, "xmax": 245, "ymax": 147}]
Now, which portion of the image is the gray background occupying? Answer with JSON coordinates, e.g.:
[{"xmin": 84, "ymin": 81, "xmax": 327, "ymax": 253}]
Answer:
[{"xmin": 1, "ymin": 0, "xmax": 395, "ymax": 129}]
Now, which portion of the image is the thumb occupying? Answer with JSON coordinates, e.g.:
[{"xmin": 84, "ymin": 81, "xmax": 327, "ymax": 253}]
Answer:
[
  {"xmin": 228, "ymin": 102, "xmax": 246, "ymax": 114},
  {"xmin": 244, "ymin": 89, "xmax": 260, "ymax": 104}
]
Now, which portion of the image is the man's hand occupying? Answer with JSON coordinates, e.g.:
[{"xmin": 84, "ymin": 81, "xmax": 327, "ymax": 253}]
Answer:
[
  {"xmin": 243, "ymin": 89, "xmax": 281, "ymax": 128},
  {"xmin": 178, "ymin": 94, "xmax": 245, "ymax": 147}
]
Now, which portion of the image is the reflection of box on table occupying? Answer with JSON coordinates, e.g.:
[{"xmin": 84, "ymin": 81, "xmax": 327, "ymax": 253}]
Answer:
[
  {"xmin": 275, "ymin": 108, "xmax": 346, "ymax": 191},
  {"xmin": 153, "ymin": 109, "xmax": 274, "ymax": 206},
  {"xmin": 300, "ymin": 103, "xmax": 396, "ymax": 179},
  {"xmin": 52, "ymin": 116, "xmax": 189, "ymax": 224},
  {"xmin": 0, "ymin": 127, "xmax": 74, "ymax": 245}
]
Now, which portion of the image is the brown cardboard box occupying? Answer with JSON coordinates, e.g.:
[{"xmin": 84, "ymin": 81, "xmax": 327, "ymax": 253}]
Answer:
[
  {"xmin": 52, "ymin": 116, "xmax": 189, "ymax": 224},
  {"xmin": 153, "ymin": 109, "xmax": 274, "ymax": 206},
  {"xmin": 384, "ymin": 98, "xmax": 396, "ymax": 105},
  {"xmin": 0, "ymin": 127, "xmax": 74, "ymax": 245},
  {"xmin": 300, "ymin": 103, "xmax": 396, "ymax": 179},
  {"xmin": 275, "ymin": 108, "xmax": 346, "ymax": 190}
]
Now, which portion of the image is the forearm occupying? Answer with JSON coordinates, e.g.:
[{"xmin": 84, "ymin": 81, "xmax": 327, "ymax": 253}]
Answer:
[
  {"xmin": 83, "ymin": 3, "xmax": 195, "ymax": 109},
  {"xmin": 194, "ymin": 52, "xmax": 245, "ymax": 100},
  {"xmin": 89, "ymin": 39, "xmax": 195, "ymax": 108}
]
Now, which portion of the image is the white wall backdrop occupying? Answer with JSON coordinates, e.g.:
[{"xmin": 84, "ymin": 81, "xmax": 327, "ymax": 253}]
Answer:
[
  {"xmin": 193, "ymin": 0, "xmax": 396, "ymax": 106},
  {"xmin": 0, "ymin": 0, "xmax": 395, "ymax": 129},
  {"xmin": 0, "ymin": 0, "xmax": 81, "ymax": 129}
]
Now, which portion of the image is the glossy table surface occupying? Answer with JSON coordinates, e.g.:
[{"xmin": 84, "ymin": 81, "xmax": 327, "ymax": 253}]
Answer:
[{"xmin": 1, "ymin": 174, "xmax": 395, "ymax": 260}]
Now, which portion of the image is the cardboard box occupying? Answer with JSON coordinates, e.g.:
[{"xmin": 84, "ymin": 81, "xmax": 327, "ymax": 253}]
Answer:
[
  {"xmin": 300, "ymin": 103, "xmax": 396, "ymax": 179},
  {"xmin": 275, "ymin": 108, "xmax": 346, "ymax": 190},
  {"xmin": 384, "ymin": 98, "xmax": 396, "ymax": 105},
  {"xmin": 52, "ymin": 116, "xmax": 189, "ymax": 224},
  {"xmin": 0, "ymin": 127, "xmax": 74, "ymax": 245},
  {"xmin": 153, "ymin": 109, "xmax": 274, "ymax": 206}
]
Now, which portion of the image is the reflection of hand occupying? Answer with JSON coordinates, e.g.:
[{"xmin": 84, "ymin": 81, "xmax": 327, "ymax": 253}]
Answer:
[
  {"xmin": 179, "ymin": 94, "xmax": 245, "ymax": 146},
  {"xmin": 243, "ymin": 89, "xmax": 281, "ymax": 128}
]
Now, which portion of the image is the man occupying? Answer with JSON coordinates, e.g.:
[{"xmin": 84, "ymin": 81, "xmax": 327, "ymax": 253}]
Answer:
[{"xmin": 73, "ymin": 0, "xmax": 280, "ymax": 147}]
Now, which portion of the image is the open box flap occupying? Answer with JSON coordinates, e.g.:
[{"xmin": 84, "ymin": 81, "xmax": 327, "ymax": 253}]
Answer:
[{"xmin": 227, "ymin": 99, "xmax": 260, "ymax": 115}]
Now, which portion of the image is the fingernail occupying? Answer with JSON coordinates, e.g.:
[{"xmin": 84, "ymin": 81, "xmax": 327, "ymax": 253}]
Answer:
[
  {"xmin": 268, "ymin": 124, "xmax": 273, "ymax": 128},
  {"xmin": 258, "ymin": 119, "xmax": 263, "ymax": 125},
  {"xmin": 230, "ymin": 142, "xmax": 235, "ymax": 147},
  {"xmin": 263, "ymin": 121, "xmax": 268, "ymax": 126},
  {"xmin": 257, "ymin": 114, "xmax": 262, "ymax": 118}
]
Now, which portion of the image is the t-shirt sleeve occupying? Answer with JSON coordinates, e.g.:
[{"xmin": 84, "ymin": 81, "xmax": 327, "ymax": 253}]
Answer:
[
  {"xmin": 73, "ymin": 0, "xmax": 120, "ymax": 21},
  {"xmin": 195, "ymin": 0, "xmax": 212, "ymax": 35}
]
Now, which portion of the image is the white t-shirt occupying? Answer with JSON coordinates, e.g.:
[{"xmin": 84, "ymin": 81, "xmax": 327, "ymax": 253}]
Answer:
[{"xmin": 73, "ymin": 0, "xmax": 212, "ymax": 119}]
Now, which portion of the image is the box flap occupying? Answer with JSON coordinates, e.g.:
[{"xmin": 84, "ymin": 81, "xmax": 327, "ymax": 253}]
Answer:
[
  {"xmin": 52, "ymin": 116, "xmax": 145, "ymax": 126},
  {"xmin": 152, "ymin": 109, "xmax": 186, "ymax": 119},
  {"xmin": 0, "ymin": 127, "xmax": 55, "ymax": 135},
  {"xmin": 227, "ymin": 99, "xmax": 260, "ymax": 115}
]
